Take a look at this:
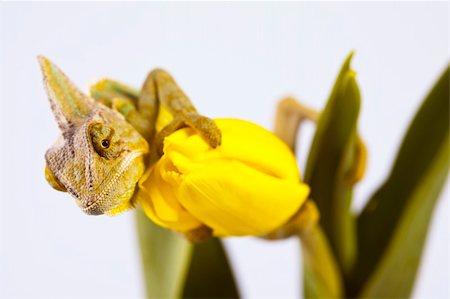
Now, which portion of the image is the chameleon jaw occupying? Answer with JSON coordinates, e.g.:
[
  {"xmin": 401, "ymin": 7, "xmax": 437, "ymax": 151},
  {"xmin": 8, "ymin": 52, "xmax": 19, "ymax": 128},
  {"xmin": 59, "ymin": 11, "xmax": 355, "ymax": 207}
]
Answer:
[{"xmin": 77, "ymin": 150, "xmax": 146, "ymax": 215}]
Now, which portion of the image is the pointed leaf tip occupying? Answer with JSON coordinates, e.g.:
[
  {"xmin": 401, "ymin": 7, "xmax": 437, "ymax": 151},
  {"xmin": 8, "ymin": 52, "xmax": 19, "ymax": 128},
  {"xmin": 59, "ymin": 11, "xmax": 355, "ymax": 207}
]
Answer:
[
  {"xmin": 303, "ymin": 52, "xmax": 361, "ymax": 278},
  {"xmin": 342, "ymin": 51, "xmax": 355, "ymax": 71}
]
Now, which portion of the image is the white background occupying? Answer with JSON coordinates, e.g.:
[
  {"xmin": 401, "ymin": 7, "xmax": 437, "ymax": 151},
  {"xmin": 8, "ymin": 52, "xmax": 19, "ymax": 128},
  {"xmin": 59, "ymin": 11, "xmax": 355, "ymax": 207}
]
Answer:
[{"xmin": 0, "ymin": 2, "xmax": 448, "ymax": 298}]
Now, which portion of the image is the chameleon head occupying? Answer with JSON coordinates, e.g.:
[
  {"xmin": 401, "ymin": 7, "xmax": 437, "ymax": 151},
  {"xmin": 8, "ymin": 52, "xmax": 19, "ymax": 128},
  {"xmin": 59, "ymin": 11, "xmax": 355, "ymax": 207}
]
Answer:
[{"xmin": 39, "ymin": 56, "xmax": 149, "ymax": 215}]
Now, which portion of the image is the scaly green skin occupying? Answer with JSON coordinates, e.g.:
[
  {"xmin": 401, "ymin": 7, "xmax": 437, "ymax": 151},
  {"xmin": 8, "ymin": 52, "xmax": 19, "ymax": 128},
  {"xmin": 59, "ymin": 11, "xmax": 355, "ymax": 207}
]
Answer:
[{"xmin": 39, "ymin": 56, "xmax": 221, "ymax": 217}]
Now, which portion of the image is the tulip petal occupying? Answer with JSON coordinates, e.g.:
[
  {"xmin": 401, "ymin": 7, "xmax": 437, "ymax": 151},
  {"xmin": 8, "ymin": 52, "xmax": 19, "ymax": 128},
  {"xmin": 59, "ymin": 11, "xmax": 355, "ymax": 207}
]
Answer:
[
  {"xmin": 138, "ymin": 160, "xmax": 202, "ymax": 232},
  {"xmin": 164, "ymin": 119, "xmax": 301, "ymax": 181},
  {"xmin": 215, "ymin": 119, "xmax": 301, "ymax": 181},
  {"xmin": 177, "ymin": 159, "xmax": 309, "ymax": 236}
]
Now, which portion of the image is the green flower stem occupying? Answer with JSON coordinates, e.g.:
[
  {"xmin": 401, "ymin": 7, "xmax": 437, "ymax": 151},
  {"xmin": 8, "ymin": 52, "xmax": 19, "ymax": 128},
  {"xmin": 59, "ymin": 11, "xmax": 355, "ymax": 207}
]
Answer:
[
  {"xmin": 300, "ymin": 225, "xmax": 343, "ymax": 299},
  {"xmin": 274, "ymin": 98, "xmax": 343, "ymax": 298}
]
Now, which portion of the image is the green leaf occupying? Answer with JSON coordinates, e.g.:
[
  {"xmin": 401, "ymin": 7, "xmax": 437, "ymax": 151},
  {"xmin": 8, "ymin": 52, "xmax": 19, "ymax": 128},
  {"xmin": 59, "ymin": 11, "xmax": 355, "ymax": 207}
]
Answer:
[
  {"xmin": 136, "ymin": 210, "xmax": 239, "ymax": 299},
  {"xmin": 303, "ymin": 52, "xmax": 361, "ymax": 276},
  {"xmin": 136, "ymin": 209, "xmax": 193, "ymax": 299},
  {"xmin": 182, "ymin": 238, "xmax": 240, "ymax": 298},
  {"xmin": 354, "ymin": 66, "xmax": 449, "ymax": 298},
  {"xmin": 301, "ymin": 225, "xmax": 344, "ymax": 299}
]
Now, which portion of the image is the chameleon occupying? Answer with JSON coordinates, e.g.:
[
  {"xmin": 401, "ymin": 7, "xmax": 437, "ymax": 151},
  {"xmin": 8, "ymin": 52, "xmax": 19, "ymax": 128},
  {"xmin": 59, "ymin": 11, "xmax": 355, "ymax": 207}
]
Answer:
[{"xmin": 39, "ymin": 56, "xmax": 221, "ymax": 216}]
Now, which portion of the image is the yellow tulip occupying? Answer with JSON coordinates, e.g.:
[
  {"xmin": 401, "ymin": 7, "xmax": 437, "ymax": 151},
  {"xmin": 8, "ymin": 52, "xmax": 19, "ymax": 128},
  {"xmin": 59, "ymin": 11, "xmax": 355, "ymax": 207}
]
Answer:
[{"xmin": 137, "ymin": 118, "xmax": 310, "ymax": 237}]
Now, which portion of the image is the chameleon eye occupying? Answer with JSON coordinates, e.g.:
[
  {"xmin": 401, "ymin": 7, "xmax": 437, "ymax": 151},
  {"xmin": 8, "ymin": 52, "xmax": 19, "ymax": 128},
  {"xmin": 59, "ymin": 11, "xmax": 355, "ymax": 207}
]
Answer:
[
  {"xmin": 89, "ymin": 123, "xmax": 120, "ymax": 159},
  {"xmin": 101, "ymin": 139, "xmax": 110, "ymax": 148}
]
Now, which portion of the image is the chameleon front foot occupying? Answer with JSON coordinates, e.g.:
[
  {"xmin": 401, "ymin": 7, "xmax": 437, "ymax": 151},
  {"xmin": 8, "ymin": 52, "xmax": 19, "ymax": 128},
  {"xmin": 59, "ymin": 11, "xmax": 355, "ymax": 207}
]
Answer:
[
  {"xmin": 154, "ymin": 113, "xmax": 222, "ymax": 157},
  {"xmin": 183, "ymin": 112, "xmax": 222, "ymax": 148}
]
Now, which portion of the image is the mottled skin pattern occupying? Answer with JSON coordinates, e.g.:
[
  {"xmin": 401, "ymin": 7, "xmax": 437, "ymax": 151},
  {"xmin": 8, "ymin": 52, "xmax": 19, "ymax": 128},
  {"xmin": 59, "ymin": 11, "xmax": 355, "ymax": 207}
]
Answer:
[
  {"xmin": 90, "ymin": 69, "xmax": 221, "ymax": 158},
  {"xmin": 40, "ymin": 56, "xmax": 221, "ymax": 217}
]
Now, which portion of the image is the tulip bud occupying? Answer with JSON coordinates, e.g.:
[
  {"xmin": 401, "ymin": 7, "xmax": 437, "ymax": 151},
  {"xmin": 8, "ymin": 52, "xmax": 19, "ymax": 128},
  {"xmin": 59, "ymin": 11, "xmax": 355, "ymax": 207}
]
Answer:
[{"xmin": 137, "ymin": 118, "xmax": 310, "ymax": 237}]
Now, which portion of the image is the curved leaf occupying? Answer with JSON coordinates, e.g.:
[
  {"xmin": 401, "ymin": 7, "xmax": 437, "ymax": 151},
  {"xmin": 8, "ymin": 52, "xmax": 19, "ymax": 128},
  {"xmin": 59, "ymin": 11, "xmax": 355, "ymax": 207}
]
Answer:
[
  {"xmin": 304, "ymin": 53, "xmax": 361, "ymax": 276},
  {"xmin": 355, "ymin": 66, "xmax": 449, "ymax": 297}
]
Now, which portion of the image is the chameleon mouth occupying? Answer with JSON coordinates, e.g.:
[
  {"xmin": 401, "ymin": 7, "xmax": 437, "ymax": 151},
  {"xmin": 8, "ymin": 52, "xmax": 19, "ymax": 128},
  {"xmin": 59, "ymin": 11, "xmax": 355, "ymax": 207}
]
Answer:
[{"xmin": 78, "ymin": 150, "xmax": 146, "ymax": 215}]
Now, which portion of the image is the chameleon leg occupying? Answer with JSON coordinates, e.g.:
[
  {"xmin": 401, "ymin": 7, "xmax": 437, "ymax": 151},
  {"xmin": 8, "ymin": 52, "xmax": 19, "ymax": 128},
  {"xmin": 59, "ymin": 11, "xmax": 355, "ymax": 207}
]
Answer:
[
  {"xmin": 139, "ymin": 70, "xmax": 220, "ymax": 241},
  {"xmin": 90, "ymin": 79, "xmax": 139, "ymax": 107},
  {"xmin": 153, "ymin": 112, "xmax": 222, "ymax": 157},
  {"xmin": 270, "ymin": 96, "xmax": 366, "ymax": 240},
  {"xmin": 275, "ymin": 97, "xmax": 365, "ymax": 184},
  {"xmin": 274, "ymin": 97, "xmax": 319, "ymax": 152},
  {"xmin": 273, "ymin": 97, "xmax": 345, "ymax": 298},
  {"xmin": 90, "ymin": 79, "xmax": 156, "ymax": 141},
  {"xmin": 139, "ymin": 69, "xmax": 222, "ymax": 156},
  {"xmin": 90, "ymin": 70, "xmax": 222, "ymax": 153}
]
